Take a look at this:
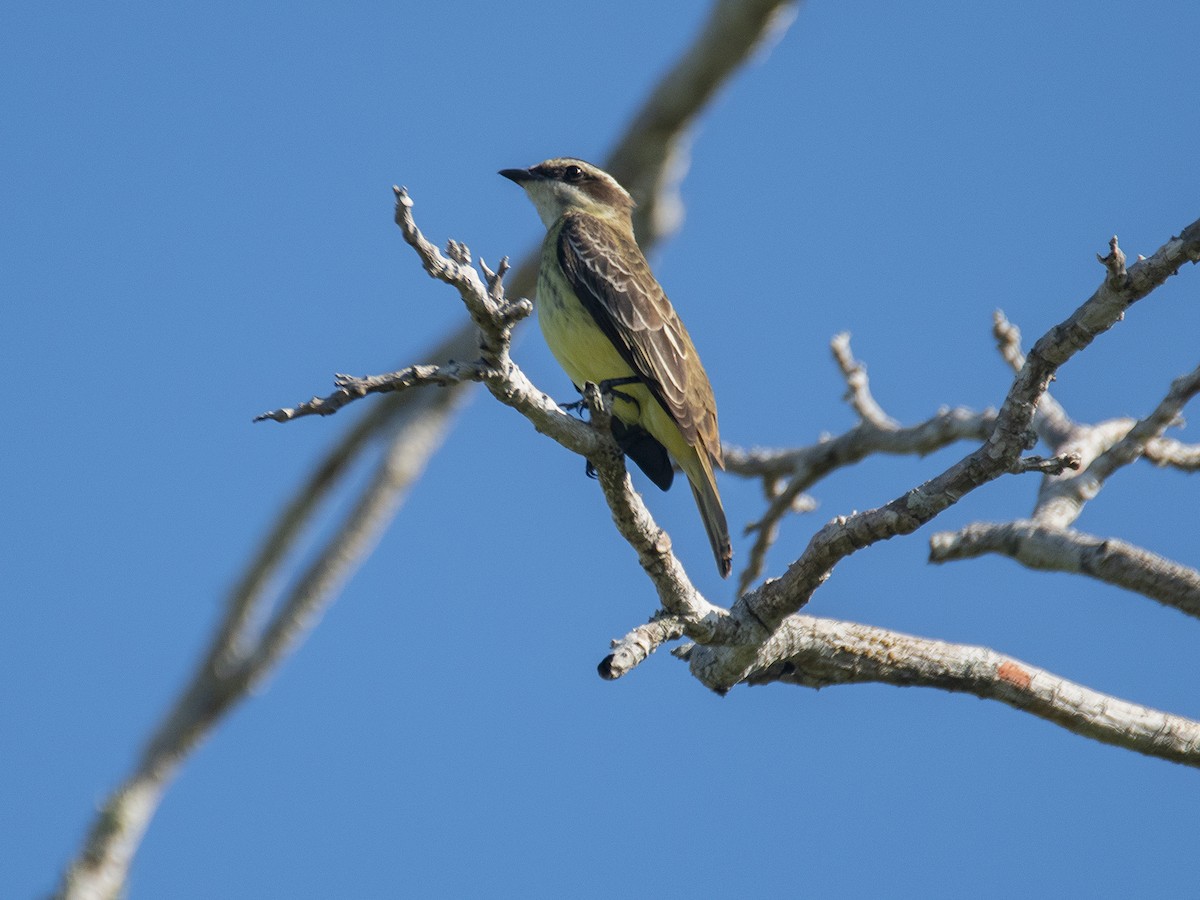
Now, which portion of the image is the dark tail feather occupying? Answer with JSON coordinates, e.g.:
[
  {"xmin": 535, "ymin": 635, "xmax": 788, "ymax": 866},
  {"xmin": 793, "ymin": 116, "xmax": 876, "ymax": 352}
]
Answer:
[
  {"xmin": 688, "ymin": 464, "xmax": 732, "ymax": 578},
  {"xmin": 611, "ymin": 418, "xmax": 674, "ymax": 491}
]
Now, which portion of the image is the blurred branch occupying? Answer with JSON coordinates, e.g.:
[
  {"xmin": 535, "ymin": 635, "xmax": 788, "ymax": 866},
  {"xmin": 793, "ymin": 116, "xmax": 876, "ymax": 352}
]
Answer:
[
  {"xmin": 932, "ymin": 316, "xmax": 1200, "ymax": 615},
  {"xmin": 1030, "ymin": 364, "xmax": 1200, "ymax": 529},
  {"xmin": 56, "ymin": 392, "xmax": 462, "ymax": 900},
  {"xmin": 732, "ymin": 615, "xmax": 1200, "ymax": 768},
  {"xmin": 606, "ymin": 0, "xmax": 799, "ymax": 241},
  {"xmin": 1070, "ymin": 365, "xmax": 1200, "ymax": 496},
  {"xmin": 55, "ymin": 4, "xmax": 800, "ymax": 897},
  {"xmin": 1143, "ymin": 435, "xmax": 1200, "ymax": 471}
]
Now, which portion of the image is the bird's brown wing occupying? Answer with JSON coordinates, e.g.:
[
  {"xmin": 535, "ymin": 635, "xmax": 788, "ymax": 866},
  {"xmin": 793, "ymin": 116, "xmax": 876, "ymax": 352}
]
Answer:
[{"xmin": 555, "ymin": 213, "xmax": 722, "ymax": 464}]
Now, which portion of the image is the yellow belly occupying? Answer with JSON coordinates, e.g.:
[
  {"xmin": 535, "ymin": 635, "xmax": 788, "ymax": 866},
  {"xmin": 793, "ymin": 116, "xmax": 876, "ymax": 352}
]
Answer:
[{"xmin": 536, "ymin": 266, "xmax": 693, "ymax": 466}]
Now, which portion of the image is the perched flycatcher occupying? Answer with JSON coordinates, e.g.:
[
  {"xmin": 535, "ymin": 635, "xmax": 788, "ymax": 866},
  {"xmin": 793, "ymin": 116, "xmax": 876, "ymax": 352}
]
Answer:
[{"xmin": 500, "ymin": 158, "xmax": 732, "ymax": 577}]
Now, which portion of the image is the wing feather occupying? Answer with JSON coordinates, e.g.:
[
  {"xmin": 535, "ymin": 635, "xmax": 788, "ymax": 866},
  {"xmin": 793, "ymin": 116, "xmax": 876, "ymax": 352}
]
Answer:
[{"xmin": 556, "ymin": 213, "xmax": 720, "ymax": 462}]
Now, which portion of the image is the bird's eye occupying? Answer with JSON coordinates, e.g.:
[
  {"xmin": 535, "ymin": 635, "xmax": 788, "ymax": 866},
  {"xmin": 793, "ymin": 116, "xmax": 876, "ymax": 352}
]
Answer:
[{"xmin": 563, "ymin": 164, "xmax": 584, "ymax": 182}]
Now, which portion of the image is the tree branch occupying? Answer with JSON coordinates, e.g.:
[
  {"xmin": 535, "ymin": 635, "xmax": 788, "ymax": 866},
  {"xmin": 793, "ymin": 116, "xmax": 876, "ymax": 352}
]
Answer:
[
  {"xmin": 255, "ymin": 361, "xmax": 495, "ymax": 422},
  {"xmin": 729, "ymin": 615, "xmax": 1200, "ymax": 767},
  {"xmin": 56, "ymin": 394, "xmax": 461, "ymax": 900},
  {"xmin": 726, "ymin": 333, "xmax": 998, "ymax": 595},
  {"xmin": 1143, "ymin": 436, "xmax": 1200, "ymax": 471},
  {"xmin": 992, "ymin": 310, "xmax": 1075, "ymax": 448},
  {"xmin": 930, "ymin": 353, "xmax": 1200, "ymax": 614},
  {"xmin": 267, "ymin": 190, "xmax": 731, "ymax": 646},
  {"xmin": 928, "ymin": 520, "xmax": 1200, "ymax": 619},
  {"xmin": 600, "ymin": 612, "xmax": 686, "ymax": 681},
  {"xmin": 605, "ymin": 0, "xmax": 800, "ymax": 241},
  {"xmin": 688, "ymin": 224, "xmax": 1200, "ymax": 690},
  {"xmin": 830, "ymin": 331, "xmax": 899, "ymax": 429},
  {"xmin": 1086, "ymin": 364, "xmax": 1200, "ymax": 485}
]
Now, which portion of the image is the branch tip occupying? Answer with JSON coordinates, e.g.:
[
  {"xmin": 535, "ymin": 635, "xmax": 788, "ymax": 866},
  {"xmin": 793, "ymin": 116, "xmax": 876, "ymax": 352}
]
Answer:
[
  {"xmin": 1098, "ymin": 235, "xmax": 1127, "ymax": 282},
  {"xmin": 1016, "ymin": 453, "xmax": 1081, "ymax": 475}
]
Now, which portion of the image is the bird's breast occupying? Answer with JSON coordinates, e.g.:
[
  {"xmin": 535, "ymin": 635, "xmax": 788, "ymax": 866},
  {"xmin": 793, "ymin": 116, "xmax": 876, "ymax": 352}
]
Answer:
[
  {"xmin": 535, "ymin": 258, "xmax": 695, "ymax": 467},
  {"xmin": 536, "ymin": 268, "xmax": 635, "ymax": 389}
]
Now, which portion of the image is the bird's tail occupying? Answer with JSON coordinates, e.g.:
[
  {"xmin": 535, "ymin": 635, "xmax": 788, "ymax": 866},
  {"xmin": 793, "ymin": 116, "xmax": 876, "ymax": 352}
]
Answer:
[{"xmin": 686, "ymin": 450, "xmax": 732, "ymax": 578}]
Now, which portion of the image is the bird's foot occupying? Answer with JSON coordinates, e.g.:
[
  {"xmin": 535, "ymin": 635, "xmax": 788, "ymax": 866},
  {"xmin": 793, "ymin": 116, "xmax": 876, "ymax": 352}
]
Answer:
[
  {"xmin": 594, "ymin": 376, "xmax": 643, "ymax": 415},
  {"xmin": 560, "ymin": 376, "xmax": 644, "ymax": 417}
]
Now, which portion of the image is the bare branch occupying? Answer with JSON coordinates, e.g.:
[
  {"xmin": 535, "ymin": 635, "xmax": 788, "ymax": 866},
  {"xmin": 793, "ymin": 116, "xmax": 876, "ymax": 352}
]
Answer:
[
  {"xmin": 722, "ymin": 405, "xmax": 997, "ymax": 483},
  {"xmin": 933, "ymin": 345, "xmax": 1199, "ymax": 621},
  {"xmin": 723, "ymin": 615, "xmax": 1200, "ymax": 767},
  {"xmin": 929, "ymin": 520, "xmax": 1200, "ymax": 619},
  {"xmin": 1017, "ymin": 453, "xmax": 1082, "ymax": 475},
  {"xmin": 1097, "ymin": 234, "xmax": 1128, "ymax": 283},
  {"xmin": 726, "ymin": 333, "xmax": 998, "ymax": 594},
  {"xmin": 992, "ymin": 310, "xmax": 1075, "ymax": 447},
  {"xmin": 599, "ymin": 612, "xmax": 686, "ymax": 681},
  {"xmin": 397, "ymin": 199, "xmax": 754, "ymax": 671},
  {"xmin": 736, "ymin": 487, "xmax": 818, "ymax": 597},
  {"xmin": 1144, "ymin": 435, "xmax": 1200, "ymax": 471},
  {"xmin": 1031, "ymin": 418, "xmax": 1136, "ymax": 526},
  {"xmin": 393, "ymin": 195, "xmax": 736, "ymax": 664},
  {"xmin": 830, "ymin": 332, "xmax": 900, "ymax": 428},
  {"xmin": 689, "ymin": 221, "xmax": 1200, "ymax": 690},
  {"xmin": 255, "ymin": 361, "xmax": 493, "ymax": 423},
  {"xmin": 1030, "ymin": 364, "xmax": 1200, "ymax": 529},
  {"xmin": 577, "ymin": 385, "xmax": 727, "ymax": 634},
  {"xmin": 606, "ymin": 0, "xmax": 800, "ymax": 241},
  {"xmin": 57, "ymin": 395, "xmax": 461, "ymax": 900},
  {"xmin": 1088, "ymin": 364, "xmax": 1200, "ymax": 483}
]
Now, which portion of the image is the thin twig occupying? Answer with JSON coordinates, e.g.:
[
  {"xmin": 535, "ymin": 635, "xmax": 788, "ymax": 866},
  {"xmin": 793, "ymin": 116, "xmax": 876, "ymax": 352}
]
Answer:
[
  {"xmin": 831, "ymin": 332, "xmax": 899, "ymax": 429},
  {"xmin": 1089, "ymin": 364, "xmax": 1200, "ymax": 483},
  {"xmin": 728, "ymin": 333, "xmax": 997, "ymax": 594},
  {"xmin": 255, "ymin": 361, "xmax": 495, "ymax": 422}
]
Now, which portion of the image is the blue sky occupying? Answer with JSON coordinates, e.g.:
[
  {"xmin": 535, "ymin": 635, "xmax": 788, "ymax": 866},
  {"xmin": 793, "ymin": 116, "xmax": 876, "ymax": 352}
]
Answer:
[{"xmin": 4, "ymin": 1, "xmax": 1200, "ymax": 896}]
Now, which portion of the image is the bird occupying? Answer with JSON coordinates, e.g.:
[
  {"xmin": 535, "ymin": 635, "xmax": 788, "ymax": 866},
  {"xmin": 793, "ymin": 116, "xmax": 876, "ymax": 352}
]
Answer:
[{"xmin": 499, "ymin": 157, "xmax": 732, "ymax": 577}]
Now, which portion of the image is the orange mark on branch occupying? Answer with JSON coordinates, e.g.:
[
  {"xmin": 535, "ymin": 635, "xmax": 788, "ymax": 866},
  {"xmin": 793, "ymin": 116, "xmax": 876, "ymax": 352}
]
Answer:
[{"xmin": 997, "ymin": 660, "xmax": 1032, "ymax": 690}]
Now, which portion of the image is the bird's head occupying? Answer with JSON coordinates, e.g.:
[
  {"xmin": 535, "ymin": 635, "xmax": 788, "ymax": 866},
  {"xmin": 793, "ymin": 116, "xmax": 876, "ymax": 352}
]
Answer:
[{"xmin": 500, "ymin": 158, "xmax": 634, "ymax": 228}]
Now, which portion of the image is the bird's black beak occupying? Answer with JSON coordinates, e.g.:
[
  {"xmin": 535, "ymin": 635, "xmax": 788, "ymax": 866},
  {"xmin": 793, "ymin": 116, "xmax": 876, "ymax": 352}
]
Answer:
[{"xmin": 499, "ymin": 167, "xmax": 538, "ymax": 185}]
